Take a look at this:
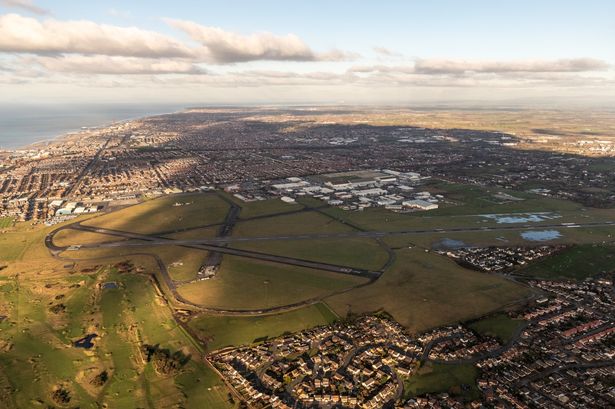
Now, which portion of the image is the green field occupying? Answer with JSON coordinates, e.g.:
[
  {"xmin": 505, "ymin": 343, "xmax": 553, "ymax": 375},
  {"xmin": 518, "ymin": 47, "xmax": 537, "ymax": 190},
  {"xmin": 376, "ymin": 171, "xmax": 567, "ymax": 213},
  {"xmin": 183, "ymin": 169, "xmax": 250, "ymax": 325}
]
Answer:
[
  {"xmin": 176, "ymin": 256, "xmax": 367, "ymax": 310},
  {"xmin": 404, "ymin": 362, "xmax": 479, "ymax": 400},
  {"xmin": 83, "ymin": 193, "xmax": 230, "ymax": 235},
  {"xmin": 0, "ymin": 264, "xmax": 233, "ymax": 409},
  {"xmin": 233, "ymin": 237, "xmax": 390, "ymax": 270},
  {"xmin": 467, "ymin": 313, "xmax": 525, "ymax": 343},
  {"xmin": 53, "ymin": 228, "xmax": 122, "ymax": 247},
  {"xmin": 233, "ymin": 210, "xmax": 355, "ymax": 237},
  {"xmin": 189, "ymin": 303, "xmax": 338, "ymax": 350},
  {"xmin": 158, "ymin": 246, "xmax": 210, "ymax": 282},
  {"xmin": 0, "ymin": 214, "xmax": 97, "ymax": 265},
  {"xmin": 231, "ymin": 196, "xmax": 304, "ymax": 219},
  {"xmin": 0, "ymin": 217, "xmax": 13, "ymax": 229},
  {"xmin": 325, "ymin": 248, "xmax": 530, "ymax": 333},
  {"xmin": 519, "ymin": 244, "xmax": 615, "ymax": 280},
  {"xmin": 299, "ymin": 181, "xmax": 615, "ymax": 236}
]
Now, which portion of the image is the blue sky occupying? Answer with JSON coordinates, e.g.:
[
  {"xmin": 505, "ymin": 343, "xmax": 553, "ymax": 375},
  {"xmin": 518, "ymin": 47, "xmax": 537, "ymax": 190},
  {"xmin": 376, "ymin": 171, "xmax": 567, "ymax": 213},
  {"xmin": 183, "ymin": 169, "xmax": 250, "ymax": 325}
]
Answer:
[{"xmin": 1, "ymin": 0, "xmax": 614, "ymax": 105}]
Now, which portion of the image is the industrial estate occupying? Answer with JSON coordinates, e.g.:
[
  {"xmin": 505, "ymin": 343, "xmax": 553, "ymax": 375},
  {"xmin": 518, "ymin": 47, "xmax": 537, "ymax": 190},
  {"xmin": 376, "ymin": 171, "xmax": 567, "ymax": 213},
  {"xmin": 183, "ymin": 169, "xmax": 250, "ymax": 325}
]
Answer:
[{"xmin": 1, "ymin": 107, "xmax": 615, "ymax": 408}]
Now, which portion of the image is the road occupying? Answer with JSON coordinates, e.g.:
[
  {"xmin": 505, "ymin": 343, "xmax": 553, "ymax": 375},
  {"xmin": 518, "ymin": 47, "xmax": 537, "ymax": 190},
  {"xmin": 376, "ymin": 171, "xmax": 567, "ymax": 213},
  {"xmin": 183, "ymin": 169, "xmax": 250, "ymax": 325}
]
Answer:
[
  {"xmin": 58, "ymin": 219, "xmax": 615, "ymax": 247},
  {"xmin": 48, "ymin": 222, "xmax": 383, "ymax": 280},
  {"xmin": 200, "ymin": 193, "xmax": 241, "ymax": 274},
  {"xmin": 62, "ymin": 136, "xmax": 111, "ymax": 198}
]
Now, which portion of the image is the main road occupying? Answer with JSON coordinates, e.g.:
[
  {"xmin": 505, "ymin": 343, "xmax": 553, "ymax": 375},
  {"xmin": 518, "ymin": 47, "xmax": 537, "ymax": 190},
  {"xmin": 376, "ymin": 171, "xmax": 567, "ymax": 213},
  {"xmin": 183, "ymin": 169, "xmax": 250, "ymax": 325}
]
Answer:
[
  {"xmin": 47, "ymin": 223, "xmax": 382, "ymax": 280},
  {"xmin": 63, "ymin": 218, "xmax": 615, "ymax": 246}
]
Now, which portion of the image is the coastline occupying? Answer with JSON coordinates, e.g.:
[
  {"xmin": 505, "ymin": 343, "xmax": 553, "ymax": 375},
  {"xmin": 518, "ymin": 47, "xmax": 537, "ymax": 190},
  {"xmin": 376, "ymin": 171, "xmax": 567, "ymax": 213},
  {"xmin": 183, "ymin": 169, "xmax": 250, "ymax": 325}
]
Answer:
[{"xmin": 0, "ymin": 104, "xmax": 187, "ymax": 151}]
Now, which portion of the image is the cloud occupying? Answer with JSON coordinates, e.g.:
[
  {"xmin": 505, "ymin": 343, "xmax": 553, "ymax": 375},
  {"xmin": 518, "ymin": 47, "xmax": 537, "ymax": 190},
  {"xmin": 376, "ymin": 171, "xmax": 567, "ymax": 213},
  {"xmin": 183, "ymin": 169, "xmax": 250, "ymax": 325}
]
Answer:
[
  {"xmin": 30, "ymin": 55, "xmax": 206, "ymax": 75},
  {"xmin": 345, "ymin": 60, "xmax": 614, "ymax": 89},
  {"xmin": 348, "ymin": 58, "xmax": 610, "ymax": 78},
  {"xmin": 1, "ymin": 0, "xmax": 48, "ymax": 15},
  {"xmin": 413, "ymin": 58, "xmax": 609, "ymax": 74},
  {"xmin": 0, "ymin": 13, "xmax": 194, "ymax": 58},
  {"xmin": 166, "ymin": 18, "xmax": 354, "ymax": 63},
  {"xmin": 372, "ymin": 46, "xmax": 401, "ymax": 57}
]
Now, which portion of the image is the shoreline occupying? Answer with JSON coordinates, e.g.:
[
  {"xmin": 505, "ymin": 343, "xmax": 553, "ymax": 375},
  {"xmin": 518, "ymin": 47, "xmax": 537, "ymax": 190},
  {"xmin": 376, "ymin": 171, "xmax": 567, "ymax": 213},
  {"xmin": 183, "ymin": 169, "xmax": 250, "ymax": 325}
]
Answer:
[{"xmin": 0, "ymin": 105, "xmax": 188, "ymax": 152}]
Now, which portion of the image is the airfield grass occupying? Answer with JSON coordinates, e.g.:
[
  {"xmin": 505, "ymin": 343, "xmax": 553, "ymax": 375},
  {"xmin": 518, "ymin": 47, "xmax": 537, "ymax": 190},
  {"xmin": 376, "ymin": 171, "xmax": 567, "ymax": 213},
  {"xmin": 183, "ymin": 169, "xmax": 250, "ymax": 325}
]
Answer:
[
  {"xmin": 233, "ymin": 237, "xmax": 390, "ymax": 270},
  {"xmin": 233, "ymin": 210, "xmax": 355, "ymax": 237},
  {"xmin": 58, "ymin": 245, "xmax": 209, "ymax": 283},
  {"xmin": 0, "ymin": 261, "xmax": 233, "ymax": 409},
  {"xmin": 53, "ymin": 228, "xmax": 121, "ymax": 247},
  {"xmin": 325, "ymin": 248, "xmax": 530, "ymax": 333},
  {"xmin": 189, "ymin": 302, "xmax": 338, "ymax": 350},
  {"xmin": 467, "ymin": 313, "xmax": 525, "ymax": 344},
  {"xmin": 421, "ymin": 180, "xmax": 581, "ymax": 216},
  {"xmin": 0, "ymin": 214, "xmax": 97, "ymax": 266},
  {"xmin": 381, "ymin": 224, "xmax": 615, "ymax": 250},
  {"xmin": 519, "ymin": 244, "xmax": 615, "ymax": 280},
  {"xmin": 176, "ymin": 255, "xmax": 367, "ymax": 310},
  {"xmin": 157, "ymin": 246, "xmax": 210, "ymax": 282},
  {"xmin": 404, "ymin": 362, "xmax": 479, "ymax": 400},
  {"xmin": 82, "ymin": 193, "xmax": 230, "ymax": 235},
  {"xmin": 163, "ymin": 226, "xmax": 220, "ymax": 240},
  {"xmin": 298, "ymin": 180, "xmax": 615, "ymax": 235},
  {"xmin": 0, "ymin": 217, "xmax": 13, "ymax": 228},
  {"xmin": 223, "ymin": 194, "xmax": 304, "ymax": 219}
]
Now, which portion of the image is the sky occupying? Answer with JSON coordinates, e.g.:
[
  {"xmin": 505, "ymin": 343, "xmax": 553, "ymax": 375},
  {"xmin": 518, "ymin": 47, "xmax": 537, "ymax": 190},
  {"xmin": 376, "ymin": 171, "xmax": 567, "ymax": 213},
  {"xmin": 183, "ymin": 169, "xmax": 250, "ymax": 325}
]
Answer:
[{"xmin": 0, "ymin": 0, "xmax": 614, "ymax": 106}]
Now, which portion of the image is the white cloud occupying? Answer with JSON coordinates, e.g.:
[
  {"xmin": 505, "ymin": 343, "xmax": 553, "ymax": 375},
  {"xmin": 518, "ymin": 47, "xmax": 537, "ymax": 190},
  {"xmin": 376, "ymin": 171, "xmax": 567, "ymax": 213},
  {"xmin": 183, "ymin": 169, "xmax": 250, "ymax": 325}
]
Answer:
[
  {"xmin": 413, "ymin": 58, "xmax": 609, "ymax": 74},
  {"xmin": 372, "ymin": 46, "xmax": 401, "ymax": 57},
  {"xmin": 166, "ymin": 19, "xmax": 354, "ymax": 63},
  {"xmin": 0, "ymin": 13, "xmax": 194, "ymax": 58},
  {"xmin": 31, "ymin": 55, "xmax": 206, "ymax": 75},
  {"xmin": 0, "ymin": 0, "xmax": 48, "ymax": 15}
]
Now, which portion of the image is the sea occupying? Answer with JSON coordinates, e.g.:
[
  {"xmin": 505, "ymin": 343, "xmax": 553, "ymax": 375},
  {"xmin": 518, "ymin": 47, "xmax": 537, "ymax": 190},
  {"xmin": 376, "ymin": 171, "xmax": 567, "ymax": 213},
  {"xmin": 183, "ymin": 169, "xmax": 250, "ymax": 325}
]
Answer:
[{"xmin": 0, "ymin": 103, "xmax": 187, "ymax": 149}]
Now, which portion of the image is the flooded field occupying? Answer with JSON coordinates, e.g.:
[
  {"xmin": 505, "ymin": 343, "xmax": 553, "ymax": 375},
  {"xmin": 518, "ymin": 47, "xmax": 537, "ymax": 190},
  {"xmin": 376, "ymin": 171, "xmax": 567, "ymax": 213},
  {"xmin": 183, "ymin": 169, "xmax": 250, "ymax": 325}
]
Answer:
[
  {"xmin": 480, "ymin": 212, "xmax": 561, "ymax": 224},
  {"xmin": 433, "ymin": 238, "xmax": 468, "ymax": 249},
  {"xmin": 521, "ymin": 230, "xmax": 562, "ymax": 241}
]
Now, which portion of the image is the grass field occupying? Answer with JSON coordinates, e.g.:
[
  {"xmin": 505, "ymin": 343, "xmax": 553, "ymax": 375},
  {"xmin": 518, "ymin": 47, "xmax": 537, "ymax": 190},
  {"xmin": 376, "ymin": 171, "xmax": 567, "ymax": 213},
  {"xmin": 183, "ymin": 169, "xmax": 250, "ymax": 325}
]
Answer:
[
  {"xmin": 467, "ymin": 313, "xmax": 525, "ymax": 343},
  {"xmin": 519, "ymin": 244, "xmax": 615, "ymax": 280},
  {"xmin": 298, "ymin": 180, "xmax": 615, "ymax": 235},
  {"xmin": 157, "ymin": 246, "xmax": 209, "ymax": 282},
  {"xmin": 53, "ymin": 228, "xmax": 122, "ymax": 247},
  {"xmin": 83, "ymin": 193, "xmax": 230, "ymax": 235},
  {"xmin": 404, "ymin": 362, "xmax": 479, "ymax": 400},
  {"xmin": 233, "ymin": 237, "xmax": 390, "ymax": 270},
  {"xmin": 422, "ymin": 180, "xmax": 582, "ymax": 216},
  {"xmin": 0, "ymin": 217, "xmax": 13, "ymax": 229},
  {"xmin": 189, "ymin": 303, "xmax": 338, "ymax": 350},
  {"xmin": 325, "ymin": 248, "xmax": 530, "ymax": 333},
  {"xmin": 176, "ymin": 256, "xmax": 367, "ymax": 310},
  {"xmin": 0, "ymin": 263, "xmax": 233, "ymax": 409},
  {"xmin": 233, "ymin": 210, "xmax": 355, "ymax": 237},
  {"xmin": 224, "ymin": 194, "xmax": 304, "ymax": 219},
  {"xmin": 163, "ymin": 226, "xmax": 220, "ymax": 240},
  {"xmin": 0, "ymin": 214, "xmax": 98, "ymax": 266}
]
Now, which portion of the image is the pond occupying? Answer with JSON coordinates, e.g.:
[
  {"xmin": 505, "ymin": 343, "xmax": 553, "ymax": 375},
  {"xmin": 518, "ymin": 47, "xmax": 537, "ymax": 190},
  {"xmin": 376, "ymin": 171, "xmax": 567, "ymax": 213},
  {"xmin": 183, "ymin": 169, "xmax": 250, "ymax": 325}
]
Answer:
[
  {"xmin": 74, "ymin": 334, "xmax": 98, "ymax": 349},
  {"xmin": 433, "ymin": 238, "xmax": 468, "ymax": 249},
  {"xmin": 521, "ymin": 230, "xmax": 562, "ymax": 242},
  {"xmin": 102, "ymin": 282, "xmax": 118, "ymax": 289},
  {"xmin": 481, "ymin": 212, "xmax": 560, "ymax": 224}
]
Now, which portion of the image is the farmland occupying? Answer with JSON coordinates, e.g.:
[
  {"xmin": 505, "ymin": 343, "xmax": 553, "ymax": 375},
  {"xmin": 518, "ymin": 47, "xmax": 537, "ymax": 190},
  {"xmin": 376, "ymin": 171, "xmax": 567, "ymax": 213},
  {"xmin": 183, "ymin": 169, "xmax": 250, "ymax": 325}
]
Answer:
[
  {"xmin": 519, "ymin": 244, "xmax": 615, "ymax": 280},
  {"xmin": 325, "ymin": 248, "xmax": 530, "ymax": 333}
]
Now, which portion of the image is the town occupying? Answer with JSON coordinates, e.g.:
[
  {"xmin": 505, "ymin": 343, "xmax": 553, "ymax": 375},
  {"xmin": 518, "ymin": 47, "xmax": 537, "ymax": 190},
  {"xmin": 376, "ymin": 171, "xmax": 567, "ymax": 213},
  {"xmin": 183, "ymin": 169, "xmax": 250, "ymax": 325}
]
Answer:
[
  {"xmin": 209, "ymin": 276, "xmax": 615, "ymax": 408},
  {"xmin": 438, "ymin": 245, "xmax": 564, "ymax": 273},
  {"xmin": 2, "ymin": 108, "xmax": 615, "ymax": 222}
]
